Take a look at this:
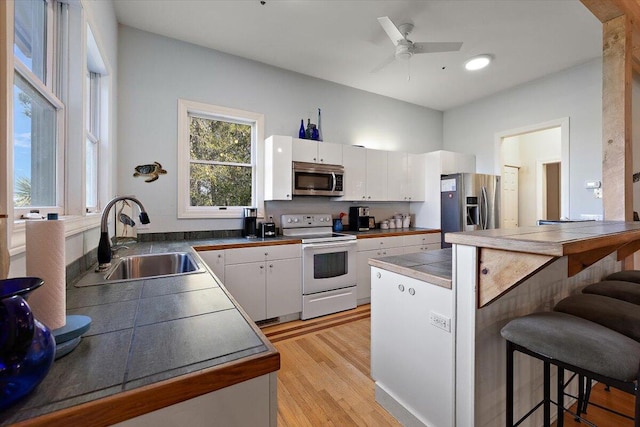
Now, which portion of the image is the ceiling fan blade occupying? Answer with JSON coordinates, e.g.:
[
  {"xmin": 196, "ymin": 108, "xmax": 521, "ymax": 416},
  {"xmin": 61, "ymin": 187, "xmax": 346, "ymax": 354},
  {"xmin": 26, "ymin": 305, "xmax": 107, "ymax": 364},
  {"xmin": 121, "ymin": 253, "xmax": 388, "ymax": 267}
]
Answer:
[
  {"xmin": 370, "ymin": 54, "xmax": 396, "ymax": 73},
  {"xmin": 377, "ymin": 16, "xmax": 404, "ymax": 46},
  {"xmin": 412, "ymin": 42, "xmax": 463, "ymax": 54}
]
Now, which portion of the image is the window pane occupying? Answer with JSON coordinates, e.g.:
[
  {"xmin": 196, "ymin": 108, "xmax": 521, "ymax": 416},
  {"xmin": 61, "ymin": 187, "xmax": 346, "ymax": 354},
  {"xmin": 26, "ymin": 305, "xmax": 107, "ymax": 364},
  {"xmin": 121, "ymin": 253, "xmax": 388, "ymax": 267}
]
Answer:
[
  {"xmin": 13, "ymin": 74, "xmax": 57, "ymax": 207},
  {"xmin": 189, "ymin": 116, "xmax": 251, "ymax": 164},
  {"xmin": 14, "ymin": 0, "xmax": 47, "ymax": 82},
  {"xmin": 190, "ymin": 164, "xmax": 251, "ymax": 207},
  {"xmin": 86, "ymin": 138, "xmax": 98, "ymax": 209}
]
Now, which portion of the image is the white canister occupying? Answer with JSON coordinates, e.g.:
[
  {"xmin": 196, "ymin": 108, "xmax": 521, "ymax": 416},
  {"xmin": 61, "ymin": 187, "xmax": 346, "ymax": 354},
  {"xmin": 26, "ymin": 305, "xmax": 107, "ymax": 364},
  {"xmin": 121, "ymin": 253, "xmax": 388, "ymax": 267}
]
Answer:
[
  {"xmin": 403, "ymin": 216, "xmax": 410, "ymax": 228},
  {"xmin": 395, "ymin": 218, "xmax": 402, "ymax": 228}
]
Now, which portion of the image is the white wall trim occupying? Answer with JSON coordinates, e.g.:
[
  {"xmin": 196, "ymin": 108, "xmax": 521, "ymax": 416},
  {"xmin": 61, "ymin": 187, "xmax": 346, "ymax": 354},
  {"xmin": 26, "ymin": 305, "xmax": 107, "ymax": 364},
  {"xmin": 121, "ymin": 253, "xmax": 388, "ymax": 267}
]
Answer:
[{"xmin": 494, "ymin": 117, "xmax": 570, "ymax": 219}]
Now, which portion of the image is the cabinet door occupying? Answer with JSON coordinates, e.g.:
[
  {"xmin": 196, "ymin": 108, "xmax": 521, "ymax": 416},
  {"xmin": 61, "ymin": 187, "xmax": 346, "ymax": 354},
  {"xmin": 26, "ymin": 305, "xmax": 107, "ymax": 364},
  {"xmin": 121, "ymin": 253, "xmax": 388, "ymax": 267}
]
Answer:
[
  {"xmin": 341, "ymin": 145, "xmax": 367, "ymax": 201},
  {"xmin": 387, "ymin": 151, "xmax": 408, "ymax": 201},
  {"xmin": 366, "ymin": 149, "xmax": 388, "ymax": 201},
  {"xmin": 198, "ymin": 250, "xmax": 225, "ymax": 282},
  {"xmin": 318, "ymin": 142, "xmax": 342, "ymax": 165},
  {"xmin": 224, "ymin": 262, "xmax": 266, "ymax": 321},
  {"xmin": 265, "ymin": 136, "xmax": 293, "ymax": 200},
  {"xmin": 266, "ymin": 258, "xmax": 302, "ymax": 318},
  {"xmin": 356, "ymin": 247, "xmax": 403, "ymax": 301},
  {"xmin": 292, "ymin": 138, "xmax": 318, "ymax": 163},
  {"xmin": 407, "ymin": 153, "xmax": 425, "ymax": 202},
  {"xmin": 370, "ymin": 268, "xmax": 454, "ymax": 427}
]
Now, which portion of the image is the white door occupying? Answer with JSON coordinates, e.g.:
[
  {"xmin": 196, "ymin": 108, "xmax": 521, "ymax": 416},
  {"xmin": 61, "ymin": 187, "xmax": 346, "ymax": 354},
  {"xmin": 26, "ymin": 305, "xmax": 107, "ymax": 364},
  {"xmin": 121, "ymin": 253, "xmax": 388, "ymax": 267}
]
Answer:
[{"xmin": 502, "ymin": 166, "xmax": 519, "ymax": 228}]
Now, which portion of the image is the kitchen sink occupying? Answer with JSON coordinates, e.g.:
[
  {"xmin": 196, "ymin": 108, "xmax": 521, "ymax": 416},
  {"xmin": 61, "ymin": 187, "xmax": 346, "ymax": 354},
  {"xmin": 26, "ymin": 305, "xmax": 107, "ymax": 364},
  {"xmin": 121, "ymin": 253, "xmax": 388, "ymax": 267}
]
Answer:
[{"xmin": 104, "ymin": 252, "xmax": 203, "ymax": 281}]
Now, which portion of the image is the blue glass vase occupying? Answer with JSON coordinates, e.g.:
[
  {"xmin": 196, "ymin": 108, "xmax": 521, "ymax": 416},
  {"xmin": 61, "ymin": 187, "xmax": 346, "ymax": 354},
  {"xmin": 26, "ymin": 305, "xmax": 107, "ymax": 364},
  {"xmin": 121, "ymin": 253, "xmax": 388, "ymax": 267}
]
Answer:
[{"xmin": 0, "ymin": 277, "xmax": 56, "ymax": 410}]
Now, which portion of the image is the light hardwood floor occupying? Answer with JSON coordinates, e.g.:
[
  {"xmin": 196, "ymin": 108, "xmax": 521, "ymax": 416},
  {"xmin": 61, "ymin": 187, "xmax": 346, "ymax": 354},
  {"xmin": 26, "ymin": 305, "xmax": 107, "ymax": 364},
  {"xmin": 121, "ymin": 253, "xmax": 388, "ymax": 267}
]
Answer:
[
  {"xmin": 262, "ymin": 305, "xmax": 401, "ymax": 427},
  {"xmin": 263, "ymin": 305, "xmax": 635, "ymax": 427}
]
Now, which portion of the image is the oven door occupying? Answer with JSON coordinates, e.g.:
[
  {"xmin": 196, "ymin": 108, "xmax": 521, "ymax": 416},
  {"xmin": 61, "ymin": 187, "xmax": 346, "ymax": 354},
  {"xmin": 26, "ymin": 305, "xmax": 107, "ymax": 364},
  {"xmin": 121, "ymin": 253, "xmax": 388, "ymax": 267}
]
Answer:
[{"xmin": 302, "ymin": 240, "xmax": 356, "ymax": 294}]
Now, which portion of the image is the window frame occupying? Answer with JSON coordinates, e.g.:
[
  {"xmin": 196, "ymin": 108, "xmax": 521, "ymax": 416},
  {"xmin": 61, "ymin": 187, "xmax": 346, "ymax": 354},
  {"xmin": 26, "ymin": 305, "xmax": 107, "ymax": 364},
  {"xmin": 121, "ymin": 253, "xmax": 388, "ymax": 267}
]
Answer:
[
  {"xmin": 12, "ymin": 0, "xmax": 65, "ymax": 219},
  {"xmin": 177, "ymin": 99, "xmax": 264, "ymax": 219}
]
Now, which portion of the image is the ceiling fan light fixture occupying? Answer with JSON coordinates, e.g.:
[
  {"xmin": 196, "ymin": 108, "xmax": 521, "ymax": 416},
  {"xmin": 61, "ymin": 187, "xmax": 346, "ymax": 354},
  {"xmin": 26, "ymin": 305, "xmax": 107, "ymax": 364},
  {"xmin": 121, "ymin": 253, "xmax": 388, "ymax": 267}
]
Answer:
[{"xmin": 465, "ymin": 54, "xmax": 492, "ymax": 71}]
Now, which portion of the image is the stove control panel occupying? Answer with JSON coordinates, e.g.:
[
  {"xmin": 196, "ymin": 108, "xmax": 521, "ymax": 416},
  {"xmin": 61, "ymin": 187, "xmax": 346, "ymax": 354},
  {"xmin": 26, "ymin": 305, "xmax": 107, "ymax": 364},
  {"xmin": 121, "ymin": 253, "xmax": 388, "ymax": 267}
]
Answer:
[{"xmin": 281, "ymin": 214, "xmax": 333, "ymax": 229}]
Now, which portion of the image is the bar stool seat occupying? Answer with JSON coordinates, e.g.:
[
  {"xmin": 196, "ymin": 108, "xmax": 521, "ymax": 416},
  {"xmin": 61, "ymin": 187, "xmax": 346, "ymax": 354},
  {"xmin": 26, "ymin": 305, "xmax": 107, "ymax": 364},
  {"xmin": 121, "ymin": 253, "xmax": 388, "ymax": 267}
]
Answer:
[
  {"xmin": 582, "ymin": 280, "xmax": 640, "ymax": 305},
  {"xmin": 606, "ymin": 270, "xmax": 640, "ymax": 284},
  {"xmin": 554, "ymin": 294, "xmax": 640, "ymax": 342},
  {"xmin": 501, "ymin": 311, "xmax": 640, "ymax": 427}
]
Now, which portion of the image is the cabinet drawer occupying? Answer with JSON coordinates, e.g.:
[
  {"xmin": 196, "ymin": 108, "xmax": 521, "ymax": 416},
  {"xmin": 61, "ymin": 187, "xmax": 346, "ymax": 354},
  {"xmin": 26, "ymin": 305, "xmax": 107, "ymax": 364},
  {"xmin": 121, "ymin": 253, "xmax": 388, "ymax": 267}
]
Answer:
[
  {"xmin": 403, "ymin": 233, "xmax": 440, "ymax": 246},
  {"xmin": 225, "ymin": 244, "xmax": 301, "ymax": 265},
  {"xmin": 357, "ymin": 236, "xmax": 404, "ymax": 252}
]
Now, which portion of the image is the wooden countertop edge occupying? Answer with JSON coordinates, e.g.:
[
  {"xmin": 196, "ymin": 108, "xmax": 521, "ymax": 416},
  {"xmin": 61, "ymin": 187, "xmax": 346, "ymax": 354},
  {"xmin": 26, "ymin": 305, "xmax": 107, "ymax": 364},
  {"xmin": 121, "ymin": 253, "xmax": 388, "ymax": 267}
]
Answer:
[
  {"xmin": 194, "ymin": 239, "xmax": 302, "ymax": 251},
  {"xmin": 445, "ymin": 228, "xmax": 640, "ymax": 257},
  {"xmin": 354, "ymin": 229, "xmax": 439, "ymax": 239},
  {"xmin": 368, "ymin": 259, "xmax": 452, "ymax": 289},
  {"xmin": 12, "ymin": 349, "xmax": 280, "ymax": 427}
]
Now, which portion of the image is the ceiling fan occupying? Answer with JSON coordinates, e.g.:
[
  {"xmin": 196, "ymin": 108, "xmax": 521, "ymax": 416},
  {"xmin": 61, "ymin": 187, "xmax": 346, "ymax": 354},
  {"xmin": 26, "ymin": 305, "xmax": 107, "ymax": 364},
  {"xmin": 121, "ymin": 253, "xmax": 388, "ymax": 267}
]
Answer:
[{"xmin": 372, "ymin": 16, "xmax": 463, "ymax": 76}]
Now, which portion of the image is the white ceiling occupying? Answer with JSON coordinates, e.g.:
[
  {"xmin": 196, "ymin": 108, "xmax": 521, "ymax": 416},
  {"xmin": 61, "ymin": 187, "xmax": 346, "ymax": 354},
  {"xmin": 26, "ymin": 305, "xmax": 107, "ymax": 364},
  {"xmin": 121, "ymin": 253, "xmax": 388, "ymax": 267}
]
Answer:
[{"xmin": 113, "ymin": 0, "xmax": 602, "ymax": 111}]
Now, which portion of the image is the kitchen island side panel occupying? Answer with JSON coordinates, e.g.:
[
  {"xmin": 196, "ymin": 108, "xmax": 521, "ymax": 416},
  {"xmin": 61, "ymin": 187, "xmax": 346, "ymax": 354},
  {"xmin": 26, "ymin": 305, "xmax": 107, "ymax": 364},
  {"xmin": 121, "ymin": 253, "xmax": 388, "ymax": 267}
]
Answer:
[{"xmin": 454, "ymin": 245, "xmax": 620, "ymax": 426}]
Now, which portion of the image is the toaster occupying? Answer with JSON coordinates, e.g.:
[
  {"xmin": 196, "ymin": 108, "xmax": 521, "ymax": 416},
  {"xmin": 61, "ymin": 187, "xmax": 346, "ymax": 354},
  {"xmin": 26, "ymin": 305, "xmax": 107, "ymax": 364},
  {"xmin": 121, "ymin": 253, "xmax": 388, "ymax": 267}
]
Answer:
[{"xmin": 259, "ymin": 222, "xmax": 276, "ymax": 238}]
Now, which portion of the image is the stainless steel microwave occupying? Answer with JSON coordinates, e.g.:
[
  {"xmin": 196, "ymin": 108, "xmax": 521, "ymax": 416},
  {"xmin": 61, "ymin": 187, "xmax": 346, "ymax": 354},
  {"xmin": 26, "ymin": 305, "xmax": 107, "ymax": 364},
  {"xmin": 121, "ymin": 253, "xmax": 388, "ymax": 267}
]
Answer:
[{"xmin": 292, "ymin": 161, "xmax": 344, "ymax": 196}]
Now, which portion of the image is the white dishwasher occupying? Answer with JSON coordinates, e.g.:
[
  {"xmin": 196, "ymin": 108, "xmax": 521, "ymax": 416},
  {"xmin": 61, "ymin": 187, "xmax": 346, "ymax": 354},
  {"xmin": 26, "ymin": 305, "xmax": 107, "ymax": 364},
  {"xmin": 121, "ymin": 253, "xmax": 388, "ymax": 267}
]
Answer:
[{"xmin": 371, "ymin": 267, "xmax": 455, "ymax": 427}]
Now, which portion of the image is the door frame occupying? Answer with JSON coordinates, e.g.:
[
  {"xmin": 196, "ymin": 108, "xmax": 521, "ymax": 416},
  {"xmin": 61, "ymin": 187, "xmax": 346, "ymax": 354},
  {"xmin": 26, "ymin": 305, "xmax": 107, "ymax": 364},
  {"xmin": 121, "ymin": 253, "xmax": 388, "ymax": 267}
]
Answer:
[
  {"xmin": 536, "ymin": 159, "xmax": 562, "ymax": 221},
  {"xmin": 494, "ymin": 117, "xmax": 570, "ymax": 219}
]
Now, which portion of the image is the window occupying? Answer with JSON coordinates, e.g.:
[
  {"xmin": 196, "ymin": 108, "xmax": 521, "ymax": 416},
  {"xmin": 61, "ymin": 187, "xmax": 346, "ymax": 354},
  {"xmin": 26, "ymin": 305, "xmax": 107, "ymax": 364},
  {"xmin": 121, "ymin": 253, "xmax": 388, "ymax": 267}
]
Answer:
[
  {"xmin": 85, "ymin": 71, "xmax": 99, "ymax": 211},
  {"xmin": 177, "ymin": 99, "xmax": 264, "ymax": 218},
  {"xmin": 13, "ymin": 0, "xmax": 64, "ymax": 216}
]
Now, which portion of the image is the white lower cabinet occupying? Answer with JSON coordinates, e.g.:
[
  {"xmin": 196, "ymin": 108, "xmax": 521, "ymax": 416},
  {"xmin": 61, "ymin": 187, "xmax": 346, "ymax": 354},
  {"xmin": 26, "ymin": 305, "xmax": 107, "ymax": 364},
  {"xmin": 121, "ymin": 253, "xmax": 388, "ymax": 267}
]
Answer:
[
  {"xmin": 356, "ymin": 246, "xmax": 403, "ymax": 301},
  {"xmin": 201, "ymin": 244, "xmax": 301, "ymax": 322},
  {"xmin": 114, "ymin": 373, "xmax": 277, "ymax": 427},
  {"xmin": 402, "ymin": 233, "xmax": 441, "ymax": 254},
  {"xmin": 197, "ymin": 249, "xmax": 225, "ymax": 282},
  {"xmin": 371, "ymin": 267, "xmax": 454, "ymax": 427}
]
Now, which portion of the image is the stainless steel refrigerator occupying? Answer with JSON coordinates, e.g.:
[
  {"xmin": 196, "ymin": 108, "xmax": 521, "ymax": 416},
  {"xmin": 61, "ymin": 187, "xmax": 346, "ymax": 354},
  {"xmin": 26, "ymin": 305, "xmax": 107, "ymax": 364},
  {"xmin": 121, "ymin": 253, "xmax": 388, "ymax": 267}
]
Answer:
[{"xmin": 440, "ymin": 173, "xmax": 500, "ymax": 248}]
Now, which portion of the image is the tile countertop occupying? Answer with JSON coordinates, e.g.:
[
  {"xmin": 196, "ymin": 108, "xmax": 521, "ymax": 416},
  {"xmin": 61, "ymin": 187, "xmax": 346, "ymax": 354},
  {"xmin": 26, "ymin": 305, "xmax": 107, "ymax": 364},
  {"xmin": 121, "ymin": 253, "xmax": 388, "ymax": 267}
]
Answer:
[
  {"xmin": 1, "ymin": 227, "xmax": 438, "ymax": 426},
  {"xmin": 1, "ymin": 241, "xmax": 279, "ymax": 427},
  {"xmin": 368, "ymin": 248, "xmax": 452, "ymax": 289}
]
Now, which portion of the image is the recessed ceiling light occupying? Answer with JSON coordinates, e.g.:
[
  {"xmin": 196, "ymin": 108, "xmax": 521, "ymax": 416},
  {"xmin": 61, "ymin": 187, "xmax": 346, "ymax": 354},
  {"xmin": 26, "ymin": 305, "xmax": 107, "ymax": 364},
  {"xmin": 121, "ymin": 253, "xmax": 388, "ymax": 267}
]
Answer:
[{"xmin": 465, "ymin": 54, "xmax": 492, "ymax": 71}]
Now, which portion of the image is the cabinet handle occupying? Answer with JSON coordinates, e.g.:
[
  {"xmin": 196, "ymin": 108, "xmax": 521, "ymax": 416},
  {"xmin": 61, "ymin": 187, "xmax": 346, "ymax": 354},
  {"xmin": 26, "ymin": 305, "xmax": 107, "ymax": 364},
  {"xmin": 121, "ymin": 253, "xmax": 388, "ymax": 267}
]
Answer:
[
  {"xmin": 259, "ymin": 265, "xmax": 264, "ymax": 269},
  {"xmin": 218, "ymin": 254, "xmax": 222, "ymax": 258},
  {"xmin": 269, "ymin": 264, "xmax": 273, "ymax": 268},
  {"xmin": 265, "ymin": 252, "xmax": 268, "ymax": 256},
  {"xmin": 398, "ymin": 284, "xmax": 405, "ymax": 292},
  {"xmin": 409, "ymin": 288, "xmax": 415, "ymax": 296},
  {"xmin": 286, "ymin": 194, "xmax": 290, "ymax": 198},
  {"xmin": 313, "ymin": 157, "xmax": 317, "ymax": 161},
  {"xmin": 367, "ymin": 196, "xmax": 371, "ymax": 199},
  {"xmin": 320, "ymin": 158, "xmax": 324, "ymax": 162},
  {"xmin": 376, "ymin": 272, "xmax": 381, "ymax": 279},
  {"xmin": 382, "ymin": 251, "xmax": 387, "ymax": 255}
]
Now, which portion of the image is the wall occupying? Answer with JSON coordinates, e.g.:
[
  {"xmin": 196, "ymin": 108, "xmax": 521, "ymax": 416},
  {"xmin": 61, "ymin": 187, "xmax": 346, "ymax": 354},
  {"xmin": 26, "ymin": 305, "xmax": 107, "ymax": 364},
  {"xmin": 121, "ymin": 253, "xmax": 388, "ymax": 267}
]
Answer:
[
  {"xmin": 117, "ymin": 26, "xmax": 444, "ymax": 233},
  {"xmin": 442, "ymin": 58, "xmax": 603, "ymax": 220}
]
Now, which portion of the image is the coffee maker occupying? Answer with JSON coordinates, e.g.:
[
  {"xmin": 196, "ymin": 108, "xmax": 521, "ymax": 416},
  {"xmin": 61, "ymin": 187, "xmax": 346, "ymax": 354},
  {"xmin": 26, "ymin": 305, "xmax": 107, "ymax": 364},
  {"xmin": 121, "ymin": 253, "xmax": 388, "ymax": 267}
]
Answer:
[
  {"xmin": 243, "ymin": 207, "xmax": 258, "ymax": 238},
  {"xmin": 349, "ymin": 206, "xmax": 370, "ymax": 231}
]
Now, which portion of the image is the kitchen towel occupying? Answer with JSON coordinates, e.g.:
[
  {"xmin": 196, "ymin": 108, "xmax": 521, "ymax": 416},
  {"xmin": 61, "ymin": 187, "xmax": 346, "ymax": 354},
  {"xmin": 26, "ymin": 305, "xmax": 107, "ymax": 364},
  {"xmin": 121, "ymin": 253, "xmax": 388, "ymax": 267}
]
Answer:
[{"xmin": 26, "ymin": 219, "xmax": 66, "ymax": 330}]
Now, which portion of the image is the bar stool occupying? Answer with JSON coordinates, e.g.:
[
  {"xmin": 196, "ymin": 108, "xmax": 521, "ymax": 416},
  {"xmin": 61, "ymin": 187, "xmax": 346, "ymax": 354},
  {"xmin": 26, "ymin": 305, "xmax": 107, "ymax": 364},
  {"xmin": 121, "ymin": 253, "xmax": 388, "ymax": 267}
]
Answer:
[
  {"xmin": 501, "ymin": 311, "xmax": 640, "ymax": 427},
  {"xmin": 606, "ymin": 270, "xmax": 640, "ymax": 284},
  {"xmin": 582, "ymin": 280, "xmax": 640, "ymax": 305},
  {"xmin": 554, "ymin": 293, "xmax": 640, "ymax": 417}
]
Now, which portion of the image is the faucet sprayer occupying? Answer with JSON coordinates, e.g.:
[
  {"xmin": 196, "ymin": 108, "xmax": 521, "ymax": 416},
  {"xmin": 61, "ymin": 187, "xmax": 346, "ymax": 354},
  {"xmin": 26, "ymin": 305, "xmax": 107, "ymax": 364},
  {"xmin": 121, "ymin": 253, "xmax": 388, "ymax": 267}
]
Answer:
[{"xmin": 97, "ymin": 196, "xmax": 150, "ymax": 270}]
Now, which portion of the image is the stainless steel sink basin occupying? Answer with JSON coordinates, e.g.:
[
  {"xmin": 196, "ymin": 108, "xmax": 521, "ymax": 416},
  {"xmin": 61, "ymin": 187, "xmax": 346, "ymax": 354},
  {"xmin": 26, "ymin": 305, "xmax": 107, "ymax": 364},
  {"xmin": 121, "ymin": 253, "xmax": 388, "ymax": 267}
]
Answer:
[{"xmin": 104, "ymin": 252, "xmax": 202, "ymax": 281}]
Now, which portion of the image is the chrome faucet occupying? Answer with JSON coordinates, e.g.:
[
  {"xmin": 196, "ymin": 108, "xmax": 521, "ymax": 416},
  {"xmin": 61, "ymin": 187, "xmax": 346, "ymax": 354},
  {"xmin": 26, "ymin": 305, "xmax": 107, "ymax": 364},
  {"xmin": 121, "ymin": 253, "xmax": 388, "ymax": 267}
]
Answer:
[{"xmin": 97, "ymin": 196, "xmax": 150, "ymax": 270}]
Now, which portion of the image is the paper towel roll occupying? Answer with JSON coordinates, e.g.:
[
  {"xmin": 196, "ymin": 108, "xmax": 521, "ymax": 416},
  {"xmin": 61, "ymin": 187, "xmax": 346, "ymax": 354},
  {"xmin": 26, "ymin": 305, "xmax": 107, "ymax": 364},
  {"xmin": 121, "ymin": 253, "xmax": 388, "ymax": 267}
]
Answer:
[{"xmin": 26, "ymin": 219, "xmax": 66, "ymax": 330}]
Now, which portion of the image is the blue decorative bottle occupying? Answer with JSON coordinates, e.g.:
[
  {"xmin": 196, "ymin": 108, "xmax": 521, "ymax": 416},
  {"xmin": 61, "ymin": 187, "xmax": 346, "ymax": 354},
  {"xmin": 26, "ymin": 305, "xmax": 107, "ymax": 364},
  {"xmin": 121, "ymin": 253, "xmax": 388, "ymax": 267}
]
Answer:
[
  {"xmin": 298, "ymin": 119, "xmax": 306, "ymax": 139},
  {"xmin": 0, "ymin": 277, "xmax": 56, "ymax": 410}
]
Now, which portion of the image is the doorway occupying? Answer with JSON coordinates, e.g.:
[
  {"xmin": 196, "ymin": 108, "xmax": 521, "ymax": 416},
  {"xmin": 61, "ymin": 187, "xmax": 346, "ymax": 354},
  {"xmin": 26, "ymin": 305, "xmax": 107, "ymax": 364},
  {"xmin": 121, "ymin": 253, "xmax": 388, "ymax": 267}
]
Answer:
[{"xmin": 495, "ymin": 118, "xmax": 569, "ymax": 227}]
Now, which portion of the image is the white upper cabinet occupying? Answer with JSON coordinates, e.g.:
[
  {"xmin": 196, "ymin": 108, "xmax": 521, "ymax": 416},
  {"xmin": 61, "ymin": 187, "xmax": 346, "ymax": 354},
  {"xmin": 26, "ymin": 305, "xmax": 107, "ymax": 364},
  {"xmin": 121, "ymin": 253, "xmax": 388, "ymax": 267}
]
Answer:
[
  {"xmin": 366, "ymin": 149, "xmax": 388, "ymax": 201},
  {"xmin": 341, "ymin": 145, "xmax": 367, "ymax": 201},
  {"xmin": 292, "ymin": 138, "xmax": 342, "ymax": 165},
  {"xmin": 265, "ymin": 136, "xmax": 293, "ymax": 201},
  {"xmin": 407, "ymin": 153, "xmax": 425, "ymax": 202},
  {"xmin": 387, "ymin": 151, "xmax": 408, "ymax": 201}
]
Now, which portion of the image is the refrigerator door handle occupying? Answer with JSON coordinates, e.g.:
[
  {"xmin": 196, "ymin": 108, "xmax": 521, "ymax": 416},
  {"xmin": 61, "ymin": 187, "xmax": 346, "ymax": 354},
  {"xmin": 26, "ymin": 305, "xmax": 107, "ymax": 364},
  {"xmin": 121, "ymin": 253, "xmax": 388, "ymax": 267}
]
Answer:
[{"xmin": 481, "ymin": 186, "xmax": 489, "ymax": 229}]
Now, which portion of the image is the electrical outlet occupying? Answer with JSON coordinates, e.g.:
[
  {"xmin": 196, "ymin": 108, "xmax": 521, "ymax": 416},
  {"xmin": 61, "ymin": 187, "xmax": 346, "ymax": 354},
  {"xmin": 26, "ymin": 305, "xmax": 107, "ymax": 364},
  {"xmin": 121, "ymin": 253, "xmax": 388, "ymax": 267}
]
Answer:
[{"xmin": 430, "ymin": 312, "xmax": 451, "ymax": 332}]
